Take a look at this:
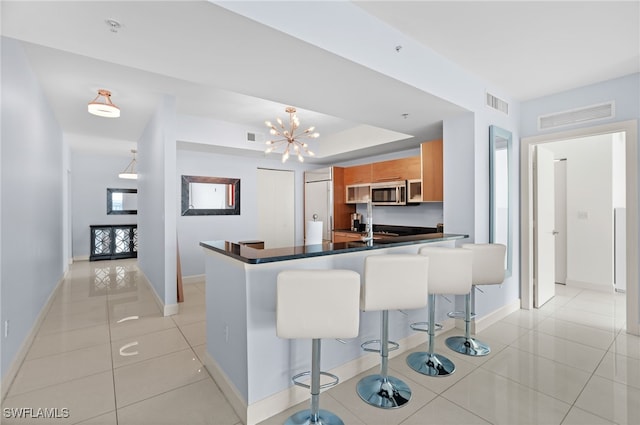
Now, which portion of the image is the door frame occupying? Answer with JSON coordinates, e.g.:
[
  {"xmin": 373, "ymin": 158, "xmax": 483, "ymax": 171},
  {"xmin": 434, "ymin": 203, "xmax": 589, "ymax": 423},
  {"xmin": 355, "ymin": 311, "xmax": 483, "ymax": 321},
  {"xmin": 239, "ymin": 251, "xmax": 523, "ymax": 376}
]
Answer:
[
  {"xmin": 554, "ymin": 159, "xmax": 568, "ymax": 285},
  {"xmin": 520, "ymin": 120, "xmax": 638, "ymax": 335}
]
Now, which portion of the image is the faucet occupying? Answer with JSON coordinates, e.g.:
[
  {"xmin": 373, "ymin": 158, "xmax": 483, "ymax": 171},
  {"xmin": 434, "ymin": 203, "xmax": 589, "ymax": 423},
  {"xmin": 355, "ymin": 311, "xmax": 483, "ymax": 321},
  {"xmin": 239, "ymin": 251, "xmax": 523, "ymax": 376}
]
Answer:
[{"xmin": 361, "ymin": 200, "xmax": 374, "ymax": 243}]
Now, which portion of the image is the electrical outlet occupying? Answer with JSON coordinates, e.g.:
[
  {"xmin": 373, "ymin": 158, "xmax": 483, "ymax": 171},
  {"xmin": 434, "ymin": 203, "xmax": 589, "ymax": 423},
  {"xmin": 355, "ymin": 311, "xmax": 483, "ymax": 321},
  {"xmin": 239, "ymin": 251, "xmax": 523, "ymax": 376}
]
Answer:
[{"xmin": 4, "ymin": 320, "xmax": 9, "ymax": 338}]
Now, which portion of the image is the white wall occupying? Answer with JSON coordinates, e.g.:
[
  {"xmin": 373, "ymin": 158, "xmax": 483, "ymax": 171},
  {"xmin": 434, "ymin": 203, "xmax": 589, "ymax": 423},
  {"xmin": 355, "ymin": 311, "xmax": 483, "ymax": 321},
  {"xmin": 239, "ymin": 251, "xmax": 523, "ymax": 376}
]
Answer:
[
  {"xmin": 443, "ymin": 113, "xmax": 476, "ymax": 237},
  {"xmin": 176, "ymin": 144, "xmax": 312, "ymax": 277},
  {"xmin": 1, "ymin": 37, "xmax": 64, "ymax": 379},
  {"xmin": 548, "ymin": 135, "xmax": 614, "ymax": 288},
  {"xmin": 137, "ymin": 96, "xmax": 177, "ymax": 312},
  {"xmin": 71, "ymin": 151, "xmax": 137, "ymax": 259}
]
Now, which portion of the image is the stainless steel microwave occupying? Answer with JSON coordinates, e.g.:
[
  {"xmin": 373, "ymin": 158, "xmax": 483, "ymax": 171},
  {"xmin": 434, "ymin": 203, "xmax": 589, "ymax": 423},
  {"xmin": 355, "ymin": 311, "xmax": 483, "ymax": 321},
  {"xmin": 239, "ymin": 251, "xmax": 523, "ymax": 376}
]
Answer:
[{"xmin": 370, "ymin": 181, "xmax": 407, "ymax": 205}]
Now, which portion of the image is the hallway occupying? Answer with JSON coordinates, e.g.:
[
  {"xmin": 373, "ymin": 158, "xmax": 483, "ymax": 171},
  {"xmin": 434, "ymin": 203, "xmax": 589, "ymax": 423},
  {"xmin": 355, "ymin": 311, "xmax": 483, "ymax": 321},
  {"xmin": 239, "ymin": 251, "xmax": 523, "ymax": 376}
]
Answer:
[{"xmin": 1, "ymin": 259, "xmax": 638, "ymax": 424}]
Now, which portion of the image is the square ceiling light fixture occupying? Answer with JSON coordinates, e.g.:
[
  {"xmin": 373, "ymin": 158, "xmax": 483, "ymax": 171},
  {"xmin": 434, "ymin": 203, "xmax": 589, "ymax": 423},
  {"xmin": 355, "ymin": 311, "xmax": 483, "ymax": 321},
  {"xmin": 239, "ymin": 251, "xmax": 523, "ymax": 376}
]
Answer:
[{"xmin": 88, "ymin": 89, "xmax": 120, "ymax": 118}]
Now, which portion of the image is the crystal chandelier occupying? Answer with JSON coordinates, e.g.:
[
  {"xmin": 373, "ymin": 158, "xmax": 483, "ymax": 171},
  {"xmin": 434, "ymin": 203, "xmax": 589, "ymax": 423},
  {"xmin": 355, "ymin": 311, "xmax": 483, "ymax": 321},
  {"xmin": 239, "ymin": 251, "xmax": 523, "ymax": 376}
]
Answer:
[{"xmin": 264, "ymin": 107, "xmax": 319, "ymax": 163}]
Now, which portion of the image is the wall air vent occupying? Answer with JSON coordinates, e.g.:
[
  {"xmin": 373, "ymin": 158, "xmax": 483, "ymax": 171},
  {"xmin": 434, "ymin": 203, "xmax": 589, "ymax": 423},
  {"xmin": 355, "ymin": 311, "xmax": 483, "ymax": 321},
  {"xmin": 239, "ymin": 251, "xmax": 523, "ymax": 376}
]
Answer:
[
  {"xmin": 538, "ymin": 101, "xmax": 615, "ymax": 131},
  {"xmin": 246, "ymin": 132, "xmax": 264, "ymax": 143},
  {"xmin": 486, "ymin": 92, "xmax": 509, "ymax": 115}
]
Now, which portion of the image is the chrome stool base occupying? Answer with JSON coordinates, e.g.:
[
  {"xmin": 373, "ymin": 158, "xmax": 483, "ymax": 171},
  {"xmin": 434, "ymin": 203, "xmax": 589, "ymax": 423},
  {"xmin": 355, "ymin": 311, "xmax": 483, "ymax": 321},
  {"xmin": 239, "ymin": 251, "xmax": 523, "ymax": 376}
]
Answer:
[
  {"xmin": 406, "ymin": 351, "xmax": 456, "ymax": 377},
  {"xmin": 356, "ymin": 374, "xmax": 411, "ymax": 408},
  {"xmin": 285, "ymin": 409, "xmax": 344, "ymax": 425},
  {"xmin": 445, "ymin": 336, "xmax": 490, "ymax": 357}
]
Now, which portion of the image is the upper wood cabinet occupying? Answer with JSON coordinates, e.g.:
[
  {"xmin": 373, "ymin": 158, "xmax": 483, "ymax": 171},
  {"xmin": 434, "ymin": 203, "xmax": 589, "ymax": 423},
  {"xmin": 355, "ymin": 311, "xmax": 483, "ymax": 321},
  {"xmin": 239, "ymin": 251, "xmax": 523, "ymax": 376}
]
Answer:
[
  {"xmin": 331, "ymin": 167, "xmax": 355, "ymax": 232},
  {"xmin": 343, "ymin": 163, "xmax": 372, "ymax": 185},
  {"xmin": 420, "ymin": 139, "xmax": 443, "ymax": 202},
  {"xmin": 371, "ymin": 156, "xmax": 421, "ymax": 182}
]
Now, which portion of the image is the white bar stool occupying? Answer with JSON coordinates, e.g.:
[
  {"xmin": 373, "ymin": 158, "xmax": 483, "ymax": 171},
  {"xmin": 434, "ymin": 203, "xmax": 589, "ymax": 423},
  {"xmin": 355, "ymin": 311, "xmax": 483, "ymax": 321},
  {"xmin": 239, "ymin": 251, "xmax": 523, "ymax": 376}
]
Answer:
[
  {"xmin": 277, "ymin": 269, "xmax": 361, "ymax": 425},
  {"xmin": 407, "ymin": 246, "xmax": 472, "ymax": 377},
  {"xmin": 445, "ymin": 243, "xmax": 506, "ymax": 356},
  {"xmin": 356, "ymin": 254, "xmax": 429, "ymax": 409}
]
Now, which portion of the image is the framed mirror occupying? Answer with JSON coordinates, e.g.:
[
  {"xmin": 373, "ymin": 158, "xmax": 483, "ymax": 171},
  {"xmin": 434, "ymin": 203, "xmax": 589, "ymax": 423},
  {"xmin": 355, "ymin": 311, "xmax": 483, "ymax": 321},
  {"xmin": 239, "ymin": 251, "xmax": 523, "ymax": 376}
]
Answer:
[
  {"xmin": 489, "ymin": 125, "xmax": 512, "ymax": 277},
  {"xmin": 107, "ymin": 188, "xmax": 137, "ymax": 215},
  {"xmin": 181, "ymin": 175, "xmax": 240, "ymax": 216}
]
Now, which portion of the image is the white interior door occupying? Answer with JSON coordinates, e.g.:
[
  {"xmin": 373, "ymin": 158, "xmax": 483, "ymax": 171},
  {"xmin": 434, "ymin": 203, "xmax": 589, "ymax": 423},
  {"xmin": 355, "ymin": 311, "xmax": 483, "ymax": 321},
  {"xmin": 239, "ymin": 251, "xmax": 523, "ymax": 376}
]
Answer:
[
  {"xmin": 535, "ymin": 145, "xmax": 556, "ymax": 307},
  {"xmin": 257, "ymin": 169, "xmax": 294, "ymax": 249},
  {"xmin": 554, "ymin": 159, "xmax": 567, "ymax": 284}
]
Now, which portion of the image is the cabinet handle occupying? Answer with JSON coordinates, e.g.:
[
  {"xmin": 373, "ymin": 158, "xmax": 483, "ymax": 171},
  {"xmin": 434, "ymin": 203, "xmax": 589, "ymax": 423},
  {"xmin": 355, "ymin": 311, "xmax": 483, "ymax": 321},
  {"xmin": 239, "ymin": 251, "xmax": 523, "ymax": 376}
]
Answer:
[{"xmin": 375, "ymin": 177, "xmax": 402, "ymax": 182}]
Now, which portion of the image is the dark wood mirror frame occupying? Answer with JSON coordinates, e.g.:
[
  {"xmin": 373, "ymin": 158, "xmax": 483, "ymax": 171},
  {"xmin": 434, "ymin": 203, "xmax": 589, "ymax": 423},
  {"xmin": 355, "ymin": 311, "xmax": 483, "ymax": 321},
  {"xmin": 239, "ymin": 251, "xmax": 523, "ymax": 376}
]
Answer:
[
  {"xmin": 107, "ymin": 188, "xmax": 137, "ymax": 215},
  {"xmin": 181, "ymin": 175, "xmax": 241, "ymax": 216}
]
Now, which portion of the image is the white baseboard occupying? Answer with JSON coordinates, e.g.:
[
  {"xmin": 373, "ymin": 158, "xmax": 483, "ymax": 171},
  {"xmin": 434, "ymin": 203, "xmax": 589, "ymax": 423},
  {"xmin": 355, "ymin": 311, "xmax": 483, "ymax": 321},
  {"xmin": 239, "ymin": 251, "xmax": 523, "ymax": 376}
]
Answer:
[
  {"xmin": 203, "ymin": 318, "xmax": 455, "ymax": 425},
  {"xmin": 566, "ymin": 279, "xmax": 614, "ymax": 293},
  {"xmin": 164, "ymin": 303, "xmax": 179, "ymax": 316},
  {"xmin": 182, "ymin": 274, "xmax": 205, "ymax": 285},
  {"xmin": 72, "ymin": 255, "xmax": 89, "ymax": 262},
  {"xmin": 202, "ymin": 351, "xmax": 249, "ymax": 425},
  {"xmin": 137, "ymin": 269, "xmax": 179, "ymax": 317},
  {"xmin": 1, "ymin": 272, "xmax": 67, "ymax": 400}
]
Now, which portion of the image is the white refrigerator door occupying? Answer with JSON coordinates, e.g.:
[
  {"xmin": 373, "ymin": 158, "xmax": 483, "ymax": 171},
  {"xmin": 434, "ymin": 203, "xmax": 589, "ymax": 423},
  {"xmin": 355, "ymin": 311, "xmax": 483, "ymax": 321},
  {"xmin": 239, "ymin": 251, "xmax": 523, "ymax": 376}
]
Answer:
[{"xmin": 304, "ymin": 180, "xmax": 332, "ymax": 241}]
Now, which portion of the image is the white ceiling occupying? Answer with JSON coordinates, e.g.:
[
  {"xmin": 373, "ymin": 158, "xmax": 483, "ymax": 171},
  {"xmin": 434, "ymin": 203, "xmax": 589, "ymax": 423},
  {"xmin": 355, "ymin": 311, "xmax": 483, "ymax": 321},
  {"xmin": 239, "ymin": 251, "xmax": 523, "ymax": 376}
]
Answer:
[{"xmin": 2, "ymin": 1, "xmax": 638, "ymax": 162}]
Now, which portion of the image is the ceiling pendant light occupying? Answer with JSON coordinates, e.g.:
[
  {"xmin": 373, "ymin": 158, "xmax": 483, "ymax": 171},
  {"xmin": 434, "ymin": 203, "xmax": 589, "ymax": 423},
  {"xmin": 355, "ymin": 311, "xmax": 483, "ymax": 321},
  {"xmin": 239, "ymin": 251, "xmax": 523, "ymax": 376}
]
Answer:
[
  {"xmin": 264, "ymin": 106, "xmax": 319, "ymax": 163},
  {"xmin": 88, "ymin": 89, "xmax": 120, "ymax": 118},
  {"xmin": 118, "ymin": 149, "xmax": 137, "ymax": 179}
]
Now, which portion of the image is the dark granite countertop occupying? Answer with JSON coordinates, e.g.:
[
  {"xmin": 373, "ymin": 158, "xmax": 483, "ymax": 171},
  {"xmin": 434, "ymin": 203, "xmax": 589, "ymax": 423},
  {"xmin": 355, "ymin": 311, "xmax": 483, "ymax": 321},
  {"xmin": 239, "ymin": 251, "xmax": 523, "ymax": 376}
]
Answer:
[
  {"xmin": 200, "ymin": 233, "xmax": 468, "ymax": 264},
  {"xmin": 334, "ymin": 224, "xmax": 439, "ymax": 236}
]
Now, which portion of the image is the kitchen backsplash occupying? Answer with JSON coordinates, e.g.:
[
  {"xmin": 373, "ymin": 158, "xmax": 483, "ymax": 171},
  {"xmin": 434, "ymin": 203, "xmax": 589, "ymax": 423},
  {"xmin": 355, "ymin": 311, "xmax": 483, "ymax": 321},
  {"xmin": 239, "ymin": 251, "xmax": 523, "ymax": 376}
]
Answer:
[{"xmin": 355, "ymin": 202, "xmax": 443, "ymax": 228}]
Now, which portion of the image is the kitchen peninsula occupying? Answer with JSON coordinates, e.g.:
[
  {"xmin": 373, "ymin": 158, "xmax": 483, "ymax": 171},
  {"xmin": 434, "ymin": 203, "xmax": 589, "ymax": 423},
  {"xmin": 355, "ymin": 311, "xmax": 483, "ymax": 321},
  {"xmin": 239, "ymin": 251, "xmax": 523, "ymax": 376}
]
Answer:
[{"xmin": 200, "ymin": 233, "xmax": 467, "ymax": 425}]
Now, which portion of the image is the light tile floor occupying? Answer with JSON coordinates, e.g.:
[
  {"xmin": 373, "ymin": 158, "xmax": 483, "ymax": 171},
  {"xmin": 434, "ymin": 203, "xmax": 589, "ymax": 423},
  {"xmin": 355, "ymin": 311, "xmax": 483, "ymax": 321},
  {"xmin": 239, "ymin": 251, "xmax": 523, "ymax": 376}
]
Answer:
[{"xmin": 1, "ymin": 259, "xmax": 638, "ymax": 425}]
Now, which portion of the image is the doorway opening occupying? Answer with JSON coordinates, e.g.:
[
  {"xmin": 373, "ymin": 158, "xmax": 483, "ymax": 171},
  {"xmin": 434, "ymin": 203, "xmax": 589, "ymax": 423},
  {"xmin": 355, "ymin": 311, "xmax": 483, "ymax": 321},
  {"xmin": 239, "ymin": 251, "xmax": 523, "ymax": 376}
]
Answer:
[{"xmin": 521, "ymin": 120, "xmax": 638, "ymax": 335}]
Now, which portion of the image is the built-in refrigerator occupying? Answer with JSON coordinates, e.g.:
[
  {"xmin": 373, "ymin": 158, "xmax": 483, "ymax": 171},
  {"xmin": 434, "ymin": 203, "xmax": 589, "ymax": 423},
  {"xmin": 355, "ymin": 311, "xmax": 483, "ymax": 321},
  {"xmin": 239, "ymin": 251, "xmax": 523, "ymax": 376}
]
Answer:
[{"xmin": 304, "ymin": 168, "xmax": 333, "ymax": 243}]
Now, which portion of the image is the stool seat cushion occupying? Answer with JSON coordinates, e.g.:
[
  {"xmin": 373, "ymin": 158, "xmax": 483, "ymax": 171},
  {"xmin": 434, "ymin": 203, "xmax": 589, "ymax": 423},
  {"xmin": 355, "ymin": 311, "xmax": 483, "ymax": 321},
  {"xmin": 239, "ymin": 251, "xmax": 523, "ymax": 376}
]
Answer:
[
  {"xmin": 418, "ymin": 247, "xmax": 472, "ymax": 295},
  {"xmin": 461, "ymin": 243, "xmax": 506, "ymax": 285},
  {"xmin": 361, "ymin": 254, "xmax": 429, "ymax": 311},
  {"xmin": 277, "ymin": 269, "xmax": 360, "ymax": 339}
]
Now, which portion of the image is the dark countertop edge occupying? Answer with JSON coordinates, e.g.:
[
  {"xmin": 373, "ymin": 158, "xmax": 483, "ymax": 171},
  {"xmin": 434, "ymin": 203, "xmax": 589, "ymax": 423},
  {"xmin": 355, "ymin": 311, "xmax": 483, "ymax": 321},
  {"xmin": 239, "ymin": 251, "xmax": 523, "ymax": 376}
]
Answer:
[{"xmin": 200, "ymin": 233, "xmax": 469, "ymax": 264}]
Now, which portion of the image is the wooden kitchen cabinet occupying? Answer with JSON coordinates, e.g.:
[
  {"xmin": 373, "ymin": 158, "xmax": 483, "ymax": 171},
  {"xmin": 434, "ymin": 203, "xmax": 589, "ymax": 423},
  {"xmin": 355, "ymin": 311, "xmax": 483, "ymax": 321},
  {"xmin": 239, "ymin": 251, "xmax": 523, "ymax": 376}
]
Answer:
[
  {"xmin": 331, "ymin": 167, "xmax": 355, "ymax": 234},
  {"xmin": 332, "ymin": 231, "xmax": 363, "ymax": 243},
  {"xmin": 343, "ymin": 164, "xmax": 372, "ymax": 185},
  {"xmin": 420, "ymin": 139, "xmax": 443, "ymax": 202},
  {"xmin": 371, "ymin": 156, "xmax": 421, "ymax": 182}
]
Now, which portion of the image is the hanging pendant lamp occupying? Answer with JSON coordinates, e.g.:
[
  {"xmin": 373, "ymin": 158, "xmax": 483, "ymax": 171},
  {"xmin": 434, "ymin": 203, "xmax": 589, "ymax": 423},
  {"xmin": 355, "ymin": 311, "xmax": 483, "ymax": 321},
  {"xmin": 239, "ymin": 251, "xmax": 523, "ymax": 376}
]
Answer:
[
  {"xmin": 264, "ymin": 107, "xmax": 319, "ymax": 163},
  {"xmin": 88, "ymin": 89, "xmax": 120, "ymax": 118},
  {"xmin": 118, "ymin": 149, "xmax": 137, "ymax": 180}
]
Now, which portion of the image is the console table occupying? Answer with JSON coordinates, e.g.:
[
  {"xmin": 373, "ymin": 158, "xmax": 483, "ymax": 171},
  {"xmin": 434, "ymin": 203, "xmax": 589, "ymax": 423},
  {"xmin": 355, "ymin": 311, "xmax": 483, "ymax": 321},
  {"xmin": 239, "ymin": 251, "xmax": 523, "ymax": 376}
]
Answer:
[{"xmin": 90, "ymin": 224, "xmax": 138, "ymax": 261}]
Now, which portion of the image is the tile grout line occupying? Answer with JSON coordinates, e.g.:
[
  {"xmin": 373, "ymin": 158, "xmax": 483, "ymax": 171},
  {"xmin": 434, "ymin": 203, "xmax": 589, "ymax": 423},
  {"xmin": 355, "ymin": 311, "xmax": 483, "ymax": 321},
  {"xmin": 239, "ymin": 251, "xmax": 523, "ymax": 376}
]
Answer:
[
  {"xmin": 516, "ymin": 295, "xmax": 623, "ymax": 425},
  {"xmin": 1, "ymin": 275, "xmax": 92, "ymax": 402},
  {"xmin": 106, "ymin": 268, "xmax": 120, "ymax": 425}
]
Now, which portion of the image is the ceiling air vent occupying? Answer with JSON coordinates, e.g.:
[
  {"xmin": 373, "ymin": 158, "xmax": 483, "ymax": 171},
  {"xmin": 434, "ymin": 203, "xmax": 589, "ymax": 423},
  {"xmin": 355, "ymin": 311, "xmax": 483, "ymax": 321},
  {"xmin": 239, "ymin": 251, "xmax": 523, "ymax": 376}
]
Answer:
[
  {"xmin": 246, "ymin": 132, "xmax": 264, "ymax": 143},
  {"xmin": 486, "ymin": 92, "xmax": 509, "ymax": 115},
  {"xmin": 538, "ymin": 101, "xmax": 614, "ymax": 131}
]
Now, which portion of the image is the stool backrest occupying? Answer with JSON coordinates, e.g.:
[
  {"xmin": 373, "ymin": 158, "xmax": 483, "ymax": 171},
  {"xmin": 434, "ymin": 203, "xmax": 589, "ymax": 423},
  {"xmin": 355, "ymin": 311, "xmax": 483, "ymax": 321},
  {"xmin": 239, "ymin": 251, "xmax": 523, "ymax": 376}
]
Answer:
[
  {"xmin": 461, "ymin": 243, "xmax": 506, "ymax": 285},
  {"xmin": 418, "ymin": 246, "xmax": 472, "ymax": 295},
  {"xmin": 362, "ymin": 254, "xmax": 429, "ymax": 311},
  {"xmin": 276, "ymin": 269, "xmax": 360, "ymax": 339}
]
